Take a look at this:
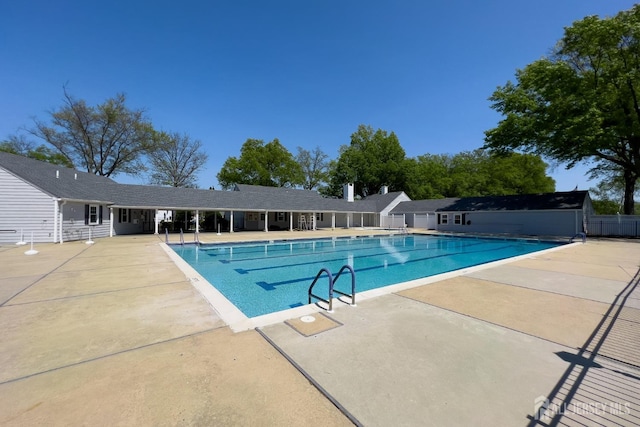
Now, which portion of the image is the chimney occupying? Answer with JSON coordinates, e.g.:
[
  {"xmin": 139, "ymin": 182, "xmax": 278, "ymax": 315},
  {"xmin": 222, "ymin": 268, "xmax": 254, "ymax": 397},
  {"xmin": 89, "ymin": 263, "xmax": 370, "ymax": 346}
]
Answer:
[
  {"xmin": 380, "ymin": 185, "xmax": 388, "ymax": 195},
  {"xmin": 343, "ymin": 183, "xmax": 354, "ymax": 202}
]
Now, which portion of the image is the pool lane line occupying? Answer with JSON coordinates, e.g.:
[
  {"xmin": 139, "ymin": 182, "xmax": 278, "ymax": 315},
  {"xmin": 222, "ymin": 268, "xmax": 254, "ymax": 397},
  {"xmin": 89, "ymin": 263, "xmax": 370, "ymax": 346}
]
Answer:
[
  {"xmin": 247, "ymin": 242, "xmax": 524, "ymax": 290},
  {"xmin": 255, "ymin": 327, "xmax": 363, "ymax": 427},
  {"xmin": 223, "ymin": 239, "xmax": 498, "ymax": 273},
  {"xmin": 202, "ymin": 235, "xmax": 475, "ymax": 264}
]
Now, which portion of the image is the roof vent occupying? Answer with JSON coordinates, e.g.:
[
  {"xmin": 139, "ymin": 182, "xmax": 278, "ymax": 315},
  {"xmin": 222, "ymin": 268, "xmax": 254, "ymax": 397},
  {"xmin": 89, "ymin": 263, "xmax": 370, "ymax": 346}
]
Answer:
[
  {"xmin": 74, "ymin": 173, "xmax": 77, "ymax": 180},
  {"xmin": 56, "ymin": 170, "xmax": 59, "ymax": 179},
  {"xmin": 380, "ymin": 185, "xmax": 388, "ymax": 195}
]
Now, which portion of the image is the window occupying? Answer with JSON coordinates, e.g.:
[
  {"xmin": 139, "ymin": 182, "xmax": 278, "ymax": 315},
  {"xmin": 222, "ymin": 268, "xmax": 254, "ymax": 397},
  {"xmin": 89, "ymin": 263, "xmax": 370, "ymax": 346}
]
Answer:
[
  {"xmin": 89, "ymin": 205, "xmax": 99, "ymax": 225},
  {"xmin": 119, "ymin": 208, "xmax": 129, "ymax": 223},
  {"xmin": 454, "ymin": 214, "xmax": 462, "ymax": 225},
  {"xmin": 276, "ymin": 212, "xmax": 287, "ymax": 222},
  {"xmin": 438, "ymin": 213, "xmax": 448, "ymax": 225},
  {"xmin": 315, "ymin": 213, "xmax": 324, "ymax": 221},
  {"xmin": 247, "ymin": 212, "xmax": 259, "ymax": 221}
]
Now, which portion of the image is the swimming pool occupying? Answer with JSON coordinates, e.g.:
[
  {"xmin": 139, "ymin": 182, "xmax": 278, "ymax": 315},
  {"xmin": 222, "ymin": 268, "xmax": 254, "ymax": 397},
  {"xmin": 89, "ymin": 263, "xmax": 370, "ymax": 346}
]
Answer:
[{"xmin": 170, "ymin": 234, "xmax": 563, "ymax": 318}]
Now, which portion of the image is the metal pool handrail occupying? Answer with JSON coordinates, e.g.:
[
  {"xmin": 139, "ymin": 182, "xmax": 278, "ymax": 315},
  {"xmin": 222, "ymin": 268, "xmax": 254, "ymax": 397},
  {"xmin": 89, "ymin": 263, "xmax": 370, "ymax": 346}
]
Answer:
[
  {"xmin": 308, "ymin": 268, "xmax": 334, "ymax": 312},
  {"xmin": 308, "ymin": 265, "xmax": 357, "ymax": 312},
  {"xmin": 333, "ymin": 264, "xmax": 357, "ymax": 307}
]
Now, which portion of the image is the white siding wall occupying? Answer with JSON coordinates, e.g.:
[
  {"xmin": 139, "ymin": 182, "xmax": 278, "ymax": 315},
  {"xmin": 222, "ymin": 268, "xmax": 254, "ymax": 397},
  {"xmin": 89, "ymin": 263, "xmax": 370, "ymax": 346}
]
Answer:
[
  {"xmin": 112, "ymin": 208, "xmax": 149, "ymax": 235},
  {"xmin": 60, "ymin": 202, "xmax": 111, "ymax": 242},
  {"xmin": 412, "ymin": 213, "xmax": 434, "ymax": 229},
  {"xmin": 0, "ymin": 168, "xmax": 55, "ymax": 244},
  {"xmin": 437, "ymin": 210, "xmax": 583, "ymax": 236}
]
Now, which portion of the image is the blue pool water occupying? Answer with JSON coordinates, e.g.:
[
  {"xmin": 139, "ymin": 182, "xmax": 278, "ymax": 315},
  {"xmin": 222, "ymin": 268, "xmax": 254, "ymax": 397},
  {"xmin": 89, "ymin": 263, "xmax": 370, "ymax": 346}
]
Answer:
[{"xmin": 171, "ymin": 234, "xmax": 562, "ymax": 318}]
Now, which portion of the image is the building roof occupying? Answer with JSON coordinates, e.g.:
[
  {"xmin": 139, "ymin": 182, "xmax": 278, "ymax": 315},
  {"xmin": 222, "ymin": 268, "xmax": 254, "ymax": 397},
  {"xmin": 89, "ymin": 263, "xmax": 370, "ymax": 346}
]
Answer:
[
  {"xmin": 0, "ymin": 151, "xmax": 380, "ymax": 213},
  {"xmin": 390, "ymin": 198, "xmax": 461, "ymax": 214},
  {"xmin": 0, "ymin": 151, "xmax": 119, "ymax": 203},
  {"xmin": 362, "ymin": 191, "xmax": 408, "ymax": 211},
  {"xmin": 438, "ymin": 191, "xmax": 590, "ymax": 211},
  {"xmin": 233, "ymin": 184, "xmax": 323, "ymax": 198},
  {"xmin": 1, "ymin": 152, "xmax": 590, "ymax": 215},
  {"xmin": 391, "ymin": 192, "xmax": 590, "ymax": 214}
]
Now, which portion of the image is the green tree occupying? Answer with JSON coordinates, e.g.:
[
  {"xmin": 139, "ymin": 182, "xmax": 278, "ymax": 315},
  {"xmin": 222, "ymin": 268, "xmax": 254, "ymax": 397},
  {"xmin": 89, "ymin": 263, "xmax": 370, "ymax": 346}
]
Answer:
[
  {"xmin": 217, "ymin": 138, "xmax": 304, "ymax": 189},
  {"xmin": 0, "ymin": 134, "xmax": 73, "ymax": 167},
  {"xmin": 295, "ymin": 146, "xmax": 329, "ymax": 191},
  {"xmin": 404, "ymin": 154, "xmax": 451, "ymax": 200},
  {"xmin": 589, "ymin": 180, "xmax": 623, "ymax": 214},
  {"xmin": 327, "ymin": 125, "xmax": 408, "ymax": 198},
  {"xmin": 31, "ymin": 87, "xmax": 155, "ymax": 177},
  {"xmin": 404, "ymin": 150, "xmax": 554, "ymax": 199},
  {"xmin": 148, "ymin": 131, "xmax": 208, "ymax": 187},
  {"xmin": 476, "ymin": 151, "xmax": 555, "ymax": 196},
  {"xmin": 484, "ymin": 5, "xmax": 640, "ymax": 214}
]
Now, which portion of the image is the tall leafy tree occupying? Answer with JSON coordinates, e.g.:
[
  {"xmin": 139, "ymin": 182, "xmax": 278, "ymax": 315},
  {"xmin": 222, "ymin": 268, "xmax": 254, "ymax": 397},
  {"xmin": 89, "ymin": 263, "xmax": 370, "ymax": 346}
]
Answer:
[
  {"xmin": 295, "ymin": 146, "xmax": 330, "ymax": 190},
  {"xmin": 148, "ymin": 131, "xmax": 208, "ymax": 187},
  {"xmin": 0, "ymin": 134, "xmax": 73, "ymax": 167},
  {"xmin": 31, "ymin": 88, "xmax": 155, "ymax": 177},
  {"xmin": 404, "ymin": 154, "xmax": 451, "ymax": 200},
  {"xmin": 327, "ymin": 125, "xmax": 408, "ymax": 198},
  {"xmin": 404, "ymin": 150, "xmax": 554, "ymax": 199},
  {"xmin": 217, "ymin": 138, "xmax": 304, "ymax": 189},
  {"xmin": 484, "ymin": 5, "xmax": 640, "ymax": 214}
]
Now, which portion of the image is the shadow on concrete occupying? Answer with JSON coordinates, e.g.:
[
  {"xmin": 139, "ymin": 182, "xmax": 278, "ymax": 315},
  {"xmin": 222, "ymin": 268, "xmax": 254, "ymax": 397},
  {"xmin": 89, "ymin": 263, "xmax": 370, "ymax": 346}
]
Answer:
[{"xmin": 528, "ymin": 268, "xmax": 640, "ymax": 426}]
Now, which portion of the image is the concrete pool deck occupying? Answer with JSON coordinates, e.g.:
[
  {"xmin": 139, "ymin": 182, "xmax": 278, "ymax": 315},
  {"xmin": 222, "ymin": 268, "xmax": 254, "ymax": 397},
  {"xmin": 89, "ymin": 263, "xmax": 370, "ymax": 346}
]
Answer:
[{"xmin": 0, "ymin": 230, "xmax": 639, "ymax": 426}]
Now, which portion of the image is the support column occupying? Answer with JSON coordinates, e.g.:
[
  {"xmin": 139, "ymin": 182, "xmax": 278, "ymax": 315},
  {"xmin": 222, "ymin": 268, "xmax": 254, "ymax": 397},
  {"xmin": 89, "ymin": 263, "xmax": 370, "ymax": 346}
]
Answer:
[
  {"xmin": 331, "ymin": 212, "xmax": 335, "ymax": 230},
  {"xmin": 154, "ymin": 209, "xmax": 159, "ymax": 234},
  {"xmin": 59, "ymin": 201, "xmax": 65, "ymax": 243},
  {"xmin": 289, "ymin": 212, "xmax": 293, "ymax": 231},
  {"xmin": 195, "ymin": 210, "xmax": 200, "ymax": 233},
  {"xmin": 360, "ymin": 212, "xmax": 364, "ymax": 227},
  {"xmin": 264, "ymin": 211, "xmax": 269, "ymax": 232},
  {"xmin": 53, "ymin": 199, "xmax": 59, "ymax": 243},
  {"xmin": 229, "ymin": 211, "xmax": 234, "ymax": 233},
  {"xmin": 110, "ymin": 208, "xmax": 115, "ymax": 237}
]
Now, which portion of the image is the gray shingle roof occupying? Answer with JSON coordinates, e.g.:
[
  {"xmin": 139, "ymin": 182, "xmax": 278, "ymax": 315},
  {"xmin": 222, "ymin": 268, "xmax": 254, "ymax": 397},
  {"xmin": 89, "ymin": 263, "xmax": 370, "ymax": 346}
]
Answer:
[
  {"xmin": 436, "ymin": 191, "xmax": 590, "ymax": 211},
  {"xmin": 390, "ymin": 198, "xmax": 461, "ymax": 214},
  {"xmin": 0, "ymin": 151, "xmax": 118, "ymax": 202},
  {"xmin": 234, "ymin": 184, "xmax": 323, "ymax": 198},
  {"xmin": 0, "ymin": 151, "xmax": 381, "ymax": 213},
  {"xmin": 363, "ymin": 191, "xmax": 407, "ymax": 211},
  {"xmin": 391, "ymin": 192, "xmax": 589, "ymax": 214}
]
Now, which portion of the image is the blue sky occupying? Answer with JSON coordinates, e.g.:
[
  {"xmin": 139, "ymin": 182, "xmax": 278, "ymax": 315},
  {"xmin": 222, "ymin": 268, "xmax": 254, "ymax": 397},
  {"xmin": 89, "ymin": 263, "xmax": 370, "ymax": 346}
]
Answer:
[{"xmin": 1, "ymin": 1, "xmax": 635, "ymax": 192}]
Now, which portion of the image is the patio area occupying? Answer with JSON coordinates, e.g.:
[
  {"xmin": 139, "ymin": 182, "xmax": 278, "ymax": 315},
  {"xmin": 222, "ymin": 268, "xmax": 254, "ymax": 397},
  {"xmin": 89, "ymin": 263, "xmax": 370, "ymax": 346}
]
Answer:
[{"xmin": 0, "ymin": 230, "xmax": 638, "ymax": 426}]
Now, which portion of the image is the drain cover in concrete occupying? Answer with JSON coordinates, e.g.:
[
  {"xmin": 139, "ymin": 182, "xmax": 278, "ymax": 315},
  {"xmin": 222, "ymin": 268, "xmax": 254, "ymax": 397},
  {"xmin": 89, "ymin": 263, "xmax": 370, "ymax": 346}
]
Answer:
[{"xmin": 285, "ymin": 313, "xmax": 342, "ymax": 336}]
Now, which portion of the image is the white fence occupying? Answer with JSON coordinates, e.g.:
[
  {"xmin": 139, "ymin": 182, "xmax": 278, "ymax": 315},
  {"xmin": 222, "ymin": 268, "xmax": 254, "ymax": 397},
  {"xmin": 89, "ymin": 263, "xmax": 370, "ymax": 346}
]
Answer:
[
  {"xmin": 587, "ymin": 215, "xmax": 640, "ymax": 237},
  {"xmin": 381, "ymin": 214, "xmax": 406, "ymax": 229}
]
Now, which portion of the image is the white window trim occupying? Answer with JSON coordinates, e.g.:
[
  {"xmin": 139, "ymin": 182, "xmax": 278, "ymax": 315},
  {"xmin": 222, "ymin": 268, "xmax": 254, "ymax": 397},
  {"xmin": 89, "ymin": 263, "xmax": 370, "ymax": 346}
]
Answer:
[{"xmin": 89, "ymin": 205, "xmax": 99, "ymax": 225}]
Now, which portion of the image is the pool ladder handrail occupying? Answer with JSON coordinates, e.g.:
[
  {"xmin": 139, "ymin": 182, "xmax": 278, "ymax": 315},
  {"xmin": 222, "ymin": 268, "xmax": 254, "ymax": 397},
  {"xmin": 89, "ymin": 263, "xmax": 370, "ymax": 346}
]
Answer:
[
  {"xmin": 308, "ymin": 265, "xmax": 356, "ymax": 313},
  {"xmin": 570, "ymin": 232, "xmax": 586, "ymax": 243}
]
